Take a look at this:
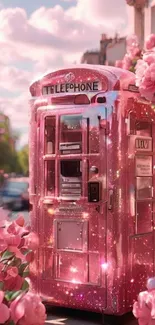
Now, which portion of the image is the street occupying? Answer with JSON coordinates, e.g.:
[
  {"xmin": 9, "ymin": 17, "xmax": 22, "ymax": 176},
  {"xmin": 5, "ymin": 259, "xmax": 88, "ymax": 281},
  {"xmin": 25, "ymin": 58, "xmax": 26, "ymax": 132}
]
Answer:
[
  {"xmin": 44, "ymin": 308, "xmax": 137, "ymax": 325},
  {"xmin": 8, "ymin": 211, "xmax": 138, "ymax": 325}
]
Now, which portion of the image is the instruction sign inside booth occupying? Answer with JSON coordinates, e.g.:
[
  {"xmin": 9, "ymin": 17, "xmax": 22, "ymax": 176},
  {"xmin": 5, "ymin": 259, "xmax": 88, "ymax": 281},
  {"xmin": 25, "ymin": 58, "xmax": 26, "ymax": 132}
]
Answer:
[{"xmin": 136, "ymin": 155, "xmax": 152, "ymax": 176}]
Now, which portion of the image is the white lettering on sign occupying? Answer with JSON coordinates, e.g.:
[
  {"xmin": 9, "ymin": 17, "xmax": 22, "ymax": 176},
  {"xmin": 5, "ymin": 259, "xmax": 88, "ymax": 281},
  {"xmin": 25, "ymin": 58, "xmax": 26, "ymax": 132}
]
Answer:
[
  {"xmin": 42, "ymin": 81, "xmax": 101, "ymax": 95},
  {"xmin": 136, "ymin": 156, "xmax": 152, "ymax": 176},
  {"xmin": 135, "ymin": 137, "xmax": 152, "ymax": 151}
]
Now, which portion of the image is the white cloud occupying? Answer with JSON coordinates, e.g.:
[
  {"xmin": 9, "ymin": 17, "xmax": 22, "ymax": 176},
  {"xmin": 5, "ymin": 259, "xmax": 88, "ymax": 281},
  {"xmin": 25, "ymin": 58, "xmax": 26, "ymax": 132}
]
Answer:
[
  {"xmin": 0, "ymin": 0, "xmax": 129, "ymax": 147},
  {"xmin": 0, "ymin": 64, "xmax": 32, "ymax": 91}
]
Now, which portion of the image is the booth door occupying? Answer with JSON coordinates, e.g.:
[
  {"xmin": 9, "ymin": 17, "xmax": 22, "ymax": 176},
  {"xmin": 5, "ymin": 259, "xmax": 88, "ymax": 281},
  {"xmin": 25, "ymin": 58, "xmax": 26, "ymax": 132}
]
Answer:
[{"xmin": 38, "ymin": 108, "xmax": 107, "ymax": 309}]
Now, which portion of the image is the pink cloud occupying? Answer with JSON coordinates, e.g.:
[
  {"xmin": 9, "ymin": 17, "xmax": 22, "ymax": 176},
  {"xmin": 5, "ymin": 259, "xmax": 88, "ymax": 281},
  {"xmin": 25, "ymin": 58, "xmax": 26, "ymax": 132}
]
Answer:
[
  {"xmin": 0, "ymin": 64, "xmax": 32, "ymax": 91},
  {"xmin": 0, "ymin": 0, "xmax": 128, "ymax": 147}
]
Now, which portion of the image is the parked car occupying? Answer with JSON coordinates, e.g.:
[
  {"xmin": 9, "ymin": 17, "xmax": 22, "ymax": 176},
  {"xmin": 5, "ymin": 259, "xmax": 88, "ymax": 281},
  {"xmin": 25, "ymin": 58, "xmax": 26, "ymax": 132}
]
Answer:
[{"xmin": 0, "ymin": 177, "xmax": 29, "ymax": 211}]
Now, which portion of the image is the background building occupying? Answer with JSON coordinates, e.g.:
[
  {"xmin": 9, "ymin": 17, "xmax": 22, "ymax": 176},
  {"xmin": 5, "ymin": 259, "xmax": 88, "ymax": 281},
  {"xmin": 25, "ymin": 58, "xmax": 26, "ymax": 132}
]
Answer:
[
  {"xmin": 127, "ymin": 0, "xmax": 155, "ymax": 47},
  {"xmin": 81, "ymin": 34, "xmax": 126, "ymax": 66}
]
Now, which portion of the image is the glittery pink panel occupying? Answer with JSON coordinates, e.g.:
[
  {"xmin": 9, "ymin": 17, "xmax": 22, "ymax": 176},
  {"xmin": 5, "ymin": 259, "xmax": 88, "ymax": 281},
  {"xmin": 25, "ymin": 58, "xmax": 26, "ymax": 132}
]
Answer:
[{"xmin": 29, "ymin": 65, "xmax": 155, "ymax": 315}]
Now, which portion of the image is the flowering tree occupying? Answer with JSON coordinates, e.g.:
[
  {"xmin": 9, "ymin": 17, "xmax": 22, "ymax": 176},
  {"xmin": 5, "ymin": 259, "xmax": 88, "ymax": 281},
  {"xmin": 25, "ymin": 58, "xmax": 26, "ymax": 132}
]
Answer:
[
  {"xmin": 0, "ymin": 214, "xmax": 46, "ymax": 325},
  {"xmin": 115, "ymin": 34, "xmax": 142, "ymax": 73},
  {"xmin": 135, "ymin": 34, "xmax": 155, "ymax": 101},
  {"xmin": 116, "ymin": 33, "xmax": 155, "ymax": 102}
]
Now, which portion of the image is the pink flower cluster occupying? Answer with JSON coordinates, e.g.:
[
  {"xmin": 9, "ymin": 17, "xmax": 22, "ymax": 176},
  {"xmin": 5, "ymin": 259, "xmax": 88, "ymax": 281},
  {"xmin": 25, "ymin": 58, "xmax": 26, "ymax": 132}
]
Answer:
[
  {"xmin": 115, "ymin": 33, "xmax": 155, "ymax": 102},
  {"xmin": 133, "ymin": 278, "xmax": 155, "ymax": 325},
  {"xmin": 0, "ymin": 214, "xmax": 46, "ymax": 325},
  {"xmin": 135, "ymin": 40, "xmax": 155, "ymax": 101},
  {"xmin": 115, "ymin": 34, "xmax": 141, "ymax": 72},
  {"xmin": 145, "ymin": 34, "xmax": 155, "ymax": 51}
]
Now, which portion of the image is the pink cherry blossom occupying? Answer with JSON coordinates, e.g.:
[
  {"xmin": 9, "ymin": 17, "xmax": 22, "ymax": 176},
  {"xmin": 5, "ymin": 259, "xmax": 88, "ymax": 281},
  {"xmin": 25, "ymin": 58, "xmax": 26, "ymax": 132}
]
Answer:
[
  {"xmin": 123, "ymin": 54, "xmax": 132, "ymax": 70},
  {"xmin": 0, "ymin": 226, "xmax": 21, "ymax": 251},
  {"xmin": 126, "ymin": 34, "xmax": 140, "ymax": 59},
  {"xmin": 145, "ymin": 34, "xmax": 155, "ymax": 50},
  {"xmin": 16, "ymin": 215, "xmax": 25, "ymax": 227},
  {"xmin": 129, "ymin": 47, "xmax": 141, "ymax": 59},
  {"xmin": 10, "ymin": 292, "xmax": 25, "ymax": 324},
  {"xmin": 10, "ymin": 292, "xmax": 46, "ymax": 325},
  {"xmin": 0, "ymin": 265, "xmax": 24, "ymax": 291},
  {"xmin": 135, "ymin": 59, "xmax": 148, "ymax": 87},
  {"xmin": 115, "ymin": 60, "xmax": 123, "ymax": 68},
  {"xmin": 143, "ymin": 52, "xmax": 155, "ymax": 66},
  {"xmin": 126, "ymin": 34, "xmax": 139, "ymax": 48},
  {"xmin": 7, "ymin": 216, "xmax": 29, "ymax": 237},
  {"xmin": 24, "ymin": 232, "xmax": 39, "ymax": 251},
  {"xmin": 4, "ymin": 266, "xmax": 24, "ymax": 291},
  {"xmin": 0, "ymin": 207, "xmax": 9, "ymax": 228},
  {"xmin": 0, "ymin": 215, "xmax": 31, "ymax": 254},
  {"xmin": 139, "ymin": 63, "xmax": 155, "ymax": 101},
  {"xmin": 0, "ymin": 291, "xmax": 10, "ymax": 324}
]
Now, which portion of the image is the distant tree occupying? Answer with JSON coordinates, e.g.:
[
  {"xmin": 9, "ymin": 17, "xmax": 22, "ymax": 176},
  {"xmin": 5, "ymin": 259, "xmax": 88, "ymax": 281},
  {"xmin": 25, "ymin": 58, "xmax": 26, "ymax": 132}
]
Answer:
[
  {"xmin": 17, "ymin": 144, "xmax": 29, "ymax": 176},
  {"xmin": 0, "ymin": 138, "xmax": 21, "ymax": 174}
]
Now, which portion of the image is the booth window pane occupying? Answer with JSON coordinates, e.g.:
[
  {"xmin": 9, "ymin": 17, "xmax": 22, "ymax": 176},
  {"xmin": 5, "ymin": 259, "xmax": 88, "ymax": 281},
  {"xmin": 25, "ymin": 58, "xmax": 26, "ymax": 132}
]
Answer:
[
  {"xmin": 136, "ymin": 177, "xmax": 152, "ymax": 199},
  {"xmin": 46, "ymin": 161, "xmax": 55, "ymax": 196},
  {"xmin": 136, "ymin": 121, "xmax": 152, "ymax": 137},
  {"xmin": 45, "ymin": 116, "xmax": 56, "ymax": 154},
  {"xmin": 59, "ymin": 160, "xmax": 82, "ymax": 197},
  {"xmin": 89, "ymin": 117, "xmax": 100, "ymax": 153},
  {"xmin": 136, "ymin": 202, "xmax": 152, "ymax": 233},
  {"xmin": 128, "ymin": 112, "xmax": 136, "ymax": 135},
  {"xmin": 60, "ymin": 115, "xmax": 82, "ymax": 154}
]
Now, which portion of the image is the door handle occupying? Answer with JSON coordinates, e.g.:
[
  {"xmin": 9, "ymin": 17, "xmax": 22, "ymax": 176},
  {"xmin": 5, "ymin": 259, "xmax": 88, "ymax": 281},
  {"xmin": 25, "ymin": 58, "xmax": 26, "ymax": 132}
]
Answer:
[{"xmin": 108, "ymin": 189, "xmax": 114, "ymax": 211}]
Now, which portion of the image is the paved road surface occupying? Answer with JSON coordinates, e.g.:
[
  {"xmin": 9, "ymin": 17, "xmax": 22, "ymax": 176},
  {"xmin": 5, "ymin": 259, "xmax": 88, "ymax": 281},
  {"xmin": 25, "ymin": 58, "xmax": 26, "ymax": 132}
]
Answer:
[{"xmin": 44, "ymin": 307, "xmax": 137, "ymax": 325}]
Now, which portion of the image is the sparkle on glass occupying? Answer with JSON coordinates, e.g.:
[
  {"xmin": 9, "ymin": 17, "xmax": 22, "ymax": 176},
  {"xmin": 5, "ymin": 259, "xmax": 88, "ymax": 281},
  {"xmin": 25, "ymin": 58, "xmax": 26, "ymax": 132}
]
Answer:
[
  {"xmin": 82, "ymin": 212, "xmax": 89, "ymax": 218},
  {"xmin": 70, "ymin": 267, "xmax": 78, "ymax": 273},
  {"xmin": 101, "ymin": 263, "xmax": 108, "ymax": 270},
  {"xmin": 47, "ymin": 208, "xmax": 55, "ymax": 215},
  {"xmin": 116, "ymin": 170, "xmax": 120, "ymax": 177},
  {"xmin": 71, "ymin": 279, "xmax": 80, "ymax": 284}
]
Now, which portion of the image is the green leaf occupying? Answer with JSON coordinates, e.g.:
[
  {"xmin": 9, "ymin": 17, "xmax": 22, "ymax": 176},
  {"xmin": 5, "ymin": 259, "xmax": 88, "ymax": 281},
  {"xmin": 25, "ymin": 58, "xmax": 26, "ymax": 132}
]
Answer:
[
  {"xmin": 0, "ymin": 250, "xmax": 14, "ymax": 262},
  {"xmin": 23, "ymin": 269, "xmax": 30, "ymax": 277},
  {"xmin": 13, "ymin": 258, "xmax": 22, "ymax": 266},
  {"xmin": 0, "ymin": 282, "xmax": 4, "ymax": 290},
  {"xmin": 9, "ymin": 290, "xmax": 22, "ymax": 301},
  {"xmin": 8, "ymin": 321, "xmax": 15, "ymax": 325},
  {"xmin": 22, "ymin": 280, "xmax": 29, "ymax": 291},
  {"xmin": 19, "ymin": 262, "xmax": 28, "ymax": 275},
  {"xmin": 22, "ymin": 249, "xmax": 30, "ymax": 255},
  {"xmin": 5, "ymin": 291, "xmax": 13, "ymax": 301},
  {"xmin": 5, "ymin": 290, "xmax": 22, "ymax": 301}
]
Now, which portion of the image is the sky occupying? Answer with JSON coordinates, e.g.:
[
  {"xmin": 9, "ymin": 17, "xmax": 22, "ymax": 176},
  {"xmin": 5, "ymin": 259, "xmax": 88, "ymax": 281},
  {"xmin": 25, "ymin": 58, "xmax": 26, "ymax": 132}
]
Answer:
[{"xmin": 0, "ymin": 0, "xmax": 131, "ymax": 149}]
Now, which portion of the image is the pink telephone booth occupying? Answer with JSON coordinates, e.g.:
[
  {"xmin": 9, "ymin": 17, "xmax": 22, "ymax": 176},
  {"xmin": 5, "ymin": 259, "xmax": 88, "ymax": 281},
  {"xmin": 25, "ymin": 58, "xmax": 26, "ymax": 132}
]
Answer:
[{"xmin": 29, "ymin": 65, "xmax": 155, "ymax": 317}]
